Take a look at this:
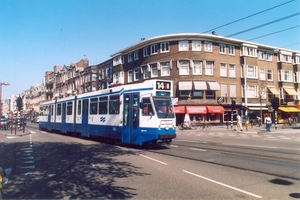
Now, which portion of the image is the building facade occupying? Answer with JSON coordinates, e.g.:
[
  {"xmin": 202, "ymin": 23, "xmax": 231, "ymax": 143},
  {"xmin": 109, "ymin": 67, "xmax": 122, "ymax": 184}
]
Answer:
[{"xmin": 5, "ymin": 33, "xmax": 300, "ymax": 124}]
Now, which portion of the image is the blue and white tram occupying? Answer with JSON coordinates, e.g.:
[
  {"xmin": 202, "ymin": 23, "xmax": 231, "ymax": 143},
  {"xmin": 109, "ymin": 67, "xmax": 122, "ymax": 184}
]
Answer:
[{"xmin": 39, "ymin": 79, "xmax": 176, "ymax": 146}]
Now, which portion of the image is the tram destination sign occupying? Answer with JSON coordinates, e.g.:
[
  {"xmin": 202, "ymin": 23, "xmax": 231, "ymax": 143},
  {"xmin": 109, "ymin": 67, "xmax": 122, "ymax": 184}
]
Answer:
[{"xmin": 156, "ymin": 81, "xmax": 171, "ymax": 90}]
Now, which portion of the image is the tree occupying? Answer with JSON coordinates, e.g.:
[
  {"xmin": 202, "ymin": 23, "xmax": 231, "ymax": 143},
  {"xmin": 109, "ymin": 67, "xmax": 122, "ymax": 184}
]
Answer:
[{"xmin": 16, "ymin": 96, "xmax": 23, "ymax": 111}]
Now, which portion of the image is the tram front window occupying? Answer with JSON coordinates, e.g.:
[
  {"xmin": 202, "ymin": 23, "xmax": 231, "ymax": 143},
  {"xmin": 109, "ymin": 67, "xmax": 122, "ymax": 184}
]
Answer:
[{"xmin": 153, "ymin": 97, "xmax": 174, "ymax": 119}]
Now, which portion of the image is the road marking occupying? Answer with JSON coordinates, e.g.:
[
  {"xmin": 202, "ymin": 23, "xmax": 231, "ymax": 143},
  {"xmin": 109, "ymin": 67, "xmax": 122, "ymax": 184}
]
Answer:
[
  {"xmin": 139, "ymin": 154, "xmax": 167, "ymax": 165},
  {"xmin": 175, "ymin": 139, "xmax": 208, "ymax": 144},
  {"xmin": 190, "ymin": 148, "xmax": 206, "ymax": 151},
  {"xmin": 183, "ymin": 170, "xmax": 262, "ymax": 198},
  {"xmin": 223, "ymin": 144, "xmax": 277, "ymax": 149}
]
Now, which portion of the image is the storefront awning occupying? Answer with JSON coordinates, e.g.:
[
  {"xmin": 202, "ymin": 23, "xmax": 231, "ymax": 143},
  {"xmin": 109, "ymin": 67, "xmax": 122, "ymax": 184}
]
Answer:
[
  {"xmin": 278, "ymin": 107, "xmax": 300, "ymax": 112},
  {"xmin": 206, "ymin": 106, "xmax": 224, "ymax": 114},
  {"xmin": 186, "ymin": 106, "xmax": 207, "ymax": 114},
  {"xmin": 193, "ymin": 81, "xmax": 207, "ymax": 90},
  {"xmin": 283, "ymin": 88, "xmax": 299, "ymax": 96},
  {"xmin": 267, "ymin": 87, "xmax": 280, "ymax": 95},
  {"xmin": 178, "ymin": 81, "xmax": 192, "ymax": 91},
  {"xmin": 174, "ymin": 106, "xmax": 186, "ymax": 114},
  {"xmin": 207, "ymin": 82, "xmax": 220, "ymax": 90}
]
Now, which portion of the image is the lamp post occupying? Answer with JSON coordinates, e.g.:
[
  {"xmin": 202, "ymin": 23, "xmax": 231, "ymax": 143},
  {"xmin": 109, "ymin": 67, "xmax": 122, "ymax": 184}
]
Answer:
[{"xmin": 0, "ymin": 82, "xmax": 10, "ymax": 129}]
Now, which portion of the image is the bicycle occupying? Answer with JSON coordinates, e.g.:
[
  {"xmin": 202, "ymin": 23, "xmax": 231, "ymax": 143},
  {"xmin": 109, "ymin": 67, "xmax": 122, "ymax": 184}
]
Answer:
[
  {"xmin": 190, "ymin": 121, "xmax": 211, "ymax": 130},
  {"xmin": 282, "ymin": 118, "xmax": 297, "ymax": 128},
  {"xmin": 177, "ymin": 122, "xmax": 196, "ymax": 130}
]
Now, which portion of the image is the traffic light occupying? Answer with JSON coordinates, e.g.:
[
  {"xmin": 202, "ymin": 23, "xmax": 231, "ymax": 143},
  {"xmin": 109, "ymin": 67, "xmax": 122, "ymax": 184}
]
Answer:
[
  {"xmin": 272, "ymin": 97, "xmax": 279, "ymax": 110},
  {"xmin": 231, "ymin": 100, "xmax": 236, "ymax": 110}
]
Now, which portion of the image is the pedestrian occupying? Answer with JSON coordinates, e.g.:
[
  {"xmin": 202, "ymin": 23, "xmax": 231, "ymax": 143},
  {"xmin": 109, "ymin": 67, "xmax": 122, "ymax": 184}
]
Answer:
[
  {"xmin": 265, "ymin": 115, "xmax": 272, "ymax": 131},
  {"xmin": 236, "ymin": 114, "xmax": 243, "ymax": 131}
]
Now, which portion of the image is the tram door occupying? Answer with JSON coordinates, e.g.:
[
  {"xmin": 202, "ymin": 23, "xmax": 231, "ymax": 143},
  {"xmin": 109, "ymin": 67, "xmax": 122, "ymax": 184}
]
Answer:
[
  {"xmin": 81, "ymin": 99, "xmax": 89, "ymax": 137},
  {"xmin": 123, "ymin": 93, "xmax": 140, "ymax": 144}
]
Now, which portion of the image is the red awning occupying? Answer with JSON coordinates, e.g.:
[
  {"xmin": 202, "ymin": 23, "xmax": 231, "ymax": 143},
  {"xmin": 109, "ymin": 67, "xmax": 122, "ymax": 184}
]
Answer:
[
  {"xmin": 186, "ymin": 106, "xmax": 207, "ymax": 114},
  {"xmin": 206, "ymin": 106, "xmax": 225, "ymax": 114},
  {"xmin": 174, "ymin": 106, "xmax": 186, "ymax": 114}
]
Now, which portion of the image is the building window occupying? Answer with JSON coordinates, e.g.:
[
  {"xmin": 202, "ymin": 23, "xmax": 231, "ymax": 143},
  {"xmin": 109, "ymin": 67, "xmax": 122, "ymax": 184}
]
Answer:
[
  {"xmin": 128, "ymin": 53, "xmax": 132, "ymax": 63},
  {"xmin": 180, "ymin": 91, "xmax": 190, "ymax": 97},
  {"xmin": 220, "ymin": 84, "xmax": 228, "ymax": 98},
  {"xmin": 228, "ymin": 46, "xmax": 235, "ymax": 55},
  {"xmin": 219, "ymin": 44, "xmax": 226, "ymax": 54},
  {"xmin": 134, "ymin": 51, "xmax": 139, "ymax": 60},
  {"xmin": 279, "ymin": 70, "xmax": 293, "ymax": 82},
  {"xmin": 161, "ymin": 42, "xmax": 170, "ymax": 53},
  {"xmin": 150, "ymin": 63, "xmax": 158, "ymax": 77},
  {"xmin": 179, "ymin": 41, "xmax": 189, "ymax": 51},
  {"xmin": 134, "ymin": 68, "xmax": 140, "ymax": 81},
  {"xmin": 193, "ymin": 90, "xmax": 203, "ymax": 98},
  {"xmin": 160, "ymin": 61, "xmax": 171, "ymax": 76},
  {"xmin": 220, "ymin": 63, "xmax": 227, "ymax": 77},
  {"xmin": 230, "ymin": 84, "xmax": 237, "ymax": 98},
  {"xmin": 178, "ymin": 60, "xmax": 189, "ymax": 75},
  {"xmin": 229, "ymin": 64, "xmax": 236, "ymax": 78},
  {"xmin": 295, "ymin": 55, "xmax": 300, "ymax": 64},
  {"xmin": 150, "ymin": 44, "xmax": 158, "ymax": 55},
  {"xmin": 192, "ymin": 60, "xmax": 202, "ymax": 75},
  {"xmin": 258, "ymin": 51, "xmax": 265, "ymax": 60},
  {"xmin": 192, "ymin": 41, "xmax": 201, "ymax": 51},
  {"xmin": 245, "ymin": 65, "xmax": 258, "ymax": 79},
  {"xmin": 204, "ymin": 41, "xmax": 212, "ymax": 52},
  {"xmin": 143, "ymin": 47, "xmax": 149, "ymax": 57},
  {"xmin": 128, "ymin": 70, "xmax": 133, "ymax": 82},
  {"xmin": 113, "ymin": 55, "xmax": 123, "ymax": 66},
  {"xmin": 280, "ymin": 53, "xmax": 292, "ymax": 63},
  {"xmin": 206, "ymin": 90, "xmax": 215, "ymax": 99},
  {"xmin": 296, "ymin": 72, "xmax": 300, "ymax": 83},
  {"xmin": 142, "ymin": 65, "xmax": 149, "ymax": 79},
  {"xmin": 259, "ymin": 68, "xmax": 265, "ymax": 80},
  {"xmin": 266, "ymin": 53, "xmax": 273, "ymax": 61},
  {"xmin": 205, "ymin": 60, "xmax": 214, "ymax": 75},
  {"xmin": 243, "ymin": 46, "xmax": 257, "ymax": 57},
  {"xmin": 267, "ymin": 69, "xmax": 273, "ymax": 81}
]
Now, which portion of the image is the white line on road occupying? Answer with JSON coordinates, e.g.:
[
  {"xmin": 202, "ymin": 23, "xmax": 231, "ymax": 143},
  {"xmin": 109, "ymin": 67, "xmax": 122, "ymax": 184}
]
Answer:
[
  {"xmin": 139, "ymin": 154, "xmax": 167, "ymax": 165},
  {"xmin": 190, "ymin": 148, "xmax": 206, "ymax": 151},
  {"xmin": 175, "ymin": 139, "xmax": 208, "ymax": 144},
  {"xmin": 223, "ymin": 144, "xmax": 278, "ymax": 149},
  {"xmin": 183, "ymin": 170, "xmax": 262, "ymax": 199}
]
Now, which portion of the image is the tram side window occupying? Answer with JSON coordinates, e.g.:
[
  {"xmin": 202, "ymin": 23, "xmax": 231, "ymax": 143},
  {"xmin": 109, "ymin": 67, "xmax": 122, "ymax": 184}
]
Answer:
[
  {"xmin": 90, "ymin": 98, "xmax": 98, "ymax": 115},
  {"xmin": 77, "ymin": 100, "xmax": 82, "ymax": 115},
  {"xmin": 109, "ymin": 95, "xmax": 120, "ymax": 114},
  {"xmin": 57, "ymin": 104, "xmax": 62, "ymax": 116},
  {"xmin": 51, "ymin": 105, "xmax": 54, "ymax": 116},
  {"xmin": 67, "ymin": 102, "xmax": 73, "ymax": 115},
  {"xmin": 99, "ymin": 96, "xmax": 108, "ymax": 114},
  {"xmin": 142, "ymin": 98, "xmax": 154, "ymax": 116}
]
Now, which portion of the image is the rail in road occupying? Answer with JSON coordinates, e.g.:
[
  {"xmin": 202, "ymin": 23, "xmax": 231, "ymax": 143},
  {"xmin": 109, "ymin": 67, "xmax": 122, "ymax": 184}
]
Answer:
[{"xmin": 145, "ymin": 140, "xmax": 300, "ymax": 181}]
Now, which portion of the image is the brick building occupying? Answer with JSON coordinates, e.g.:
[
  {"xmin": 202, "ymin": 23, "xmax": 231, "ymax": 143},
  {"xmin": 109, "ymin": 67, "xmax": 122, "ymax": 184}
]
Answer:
[{"xmin": 42, "ymin": 33, "xmax": 300, "ymax": 125}]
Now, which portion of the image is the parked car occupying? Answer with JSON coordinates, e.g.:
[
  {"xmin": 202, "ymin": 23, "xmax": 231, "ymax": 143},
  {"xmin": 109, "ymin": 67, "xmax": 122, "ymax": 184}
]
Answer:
[{"xmin": 0, "ymin": 116, "xmax": 10, "ymax": 130}]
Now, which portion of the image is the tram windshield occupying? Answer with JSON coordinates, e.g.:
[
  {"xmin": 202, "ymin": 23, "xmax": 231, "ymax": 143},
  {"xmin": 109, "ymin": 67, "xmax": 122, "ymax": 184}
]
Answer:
[{"xmin": 152, "ymin": 97, "xmax": 175, "ymax": 119}]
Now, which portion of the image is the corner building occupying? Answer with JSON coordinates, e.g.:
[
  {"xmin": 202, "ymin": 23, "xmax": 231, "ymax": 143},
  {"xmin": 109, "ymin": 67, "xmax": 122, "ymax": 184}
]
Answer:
[{"xmin": 106, "ymin": 33, "xmax": 300, "ymax": 125}]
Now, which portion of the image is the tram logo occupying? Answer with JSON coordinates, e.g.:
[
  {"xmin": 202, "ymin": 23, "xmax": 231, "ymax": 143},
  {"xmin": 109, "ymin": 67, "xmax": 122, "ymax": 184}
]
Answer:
[{"xmin": 100, "ymin": 116, "xmax": 106, "ymax": 123}]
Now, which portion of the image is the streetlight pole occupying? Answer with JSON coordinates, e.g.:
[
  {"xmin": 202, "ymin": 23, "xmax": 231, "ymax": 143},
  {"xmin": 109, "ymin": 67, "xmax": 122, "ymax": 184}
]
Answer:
[{"xmin": 0, "ymin": 82, "xmax": 10, "ymax": 129}]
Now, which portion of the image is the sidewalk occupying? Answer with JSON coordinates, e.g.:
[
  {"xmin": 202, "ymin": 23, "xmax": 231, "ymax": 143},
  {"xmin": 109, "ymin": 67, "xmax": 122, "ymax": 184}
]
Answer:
[{"xmin": 0, "ymin": 127, "xmax": 31, "ymax": 138}]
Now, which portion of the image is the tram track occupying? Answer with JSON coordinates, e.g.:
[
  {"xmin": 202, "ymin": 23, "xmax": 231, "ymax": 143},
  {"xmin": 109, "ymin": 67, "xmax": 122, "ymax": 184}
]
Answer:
[{"xmin": 144, "ymin": 140, "xmax": 300, "ymax": 181}]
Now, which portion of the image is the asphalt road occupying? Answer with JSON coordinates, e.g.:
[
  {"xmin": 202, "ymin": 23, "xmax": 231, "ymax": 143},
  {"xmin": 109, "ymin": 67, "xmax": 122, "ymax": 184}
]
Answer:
[{"xmin": 0, "ymin": 123, "xmax": 299, "ymax": 199}]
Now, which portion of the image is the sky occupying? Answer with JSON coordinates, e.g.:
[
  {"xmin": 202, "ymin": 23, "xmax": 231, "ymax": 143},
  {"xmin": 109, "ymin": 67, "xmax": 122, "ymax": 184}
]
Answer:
[{"xmin": 0, "ymin": 0, "xmax": 299, "ymax": 100}]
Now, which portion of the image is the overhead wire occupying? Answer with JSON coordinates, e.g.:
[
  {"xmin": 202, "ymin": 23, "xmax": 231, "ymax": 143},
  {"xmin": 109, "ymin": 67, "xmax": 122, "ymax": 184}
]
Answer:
[
  {"xmin": 226, "ymin": 12, "xmax": 300, "ymax": 38},
  {"xmin": 203, "ymin": 0, "xmax": 295, "ymax": 34},
  {"xmin": 247, "ymin": 25, "xmax": 300, "ymax": 41}
]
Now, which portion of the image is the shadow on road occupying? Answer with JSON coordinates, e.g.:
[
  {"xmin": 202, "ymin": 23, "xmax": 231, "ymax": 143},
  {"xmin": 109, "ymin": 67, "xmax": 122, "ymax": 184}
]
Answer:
[{"xmin": 0, "ymin": 140, "xmax": 149, "ymax": 199}]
